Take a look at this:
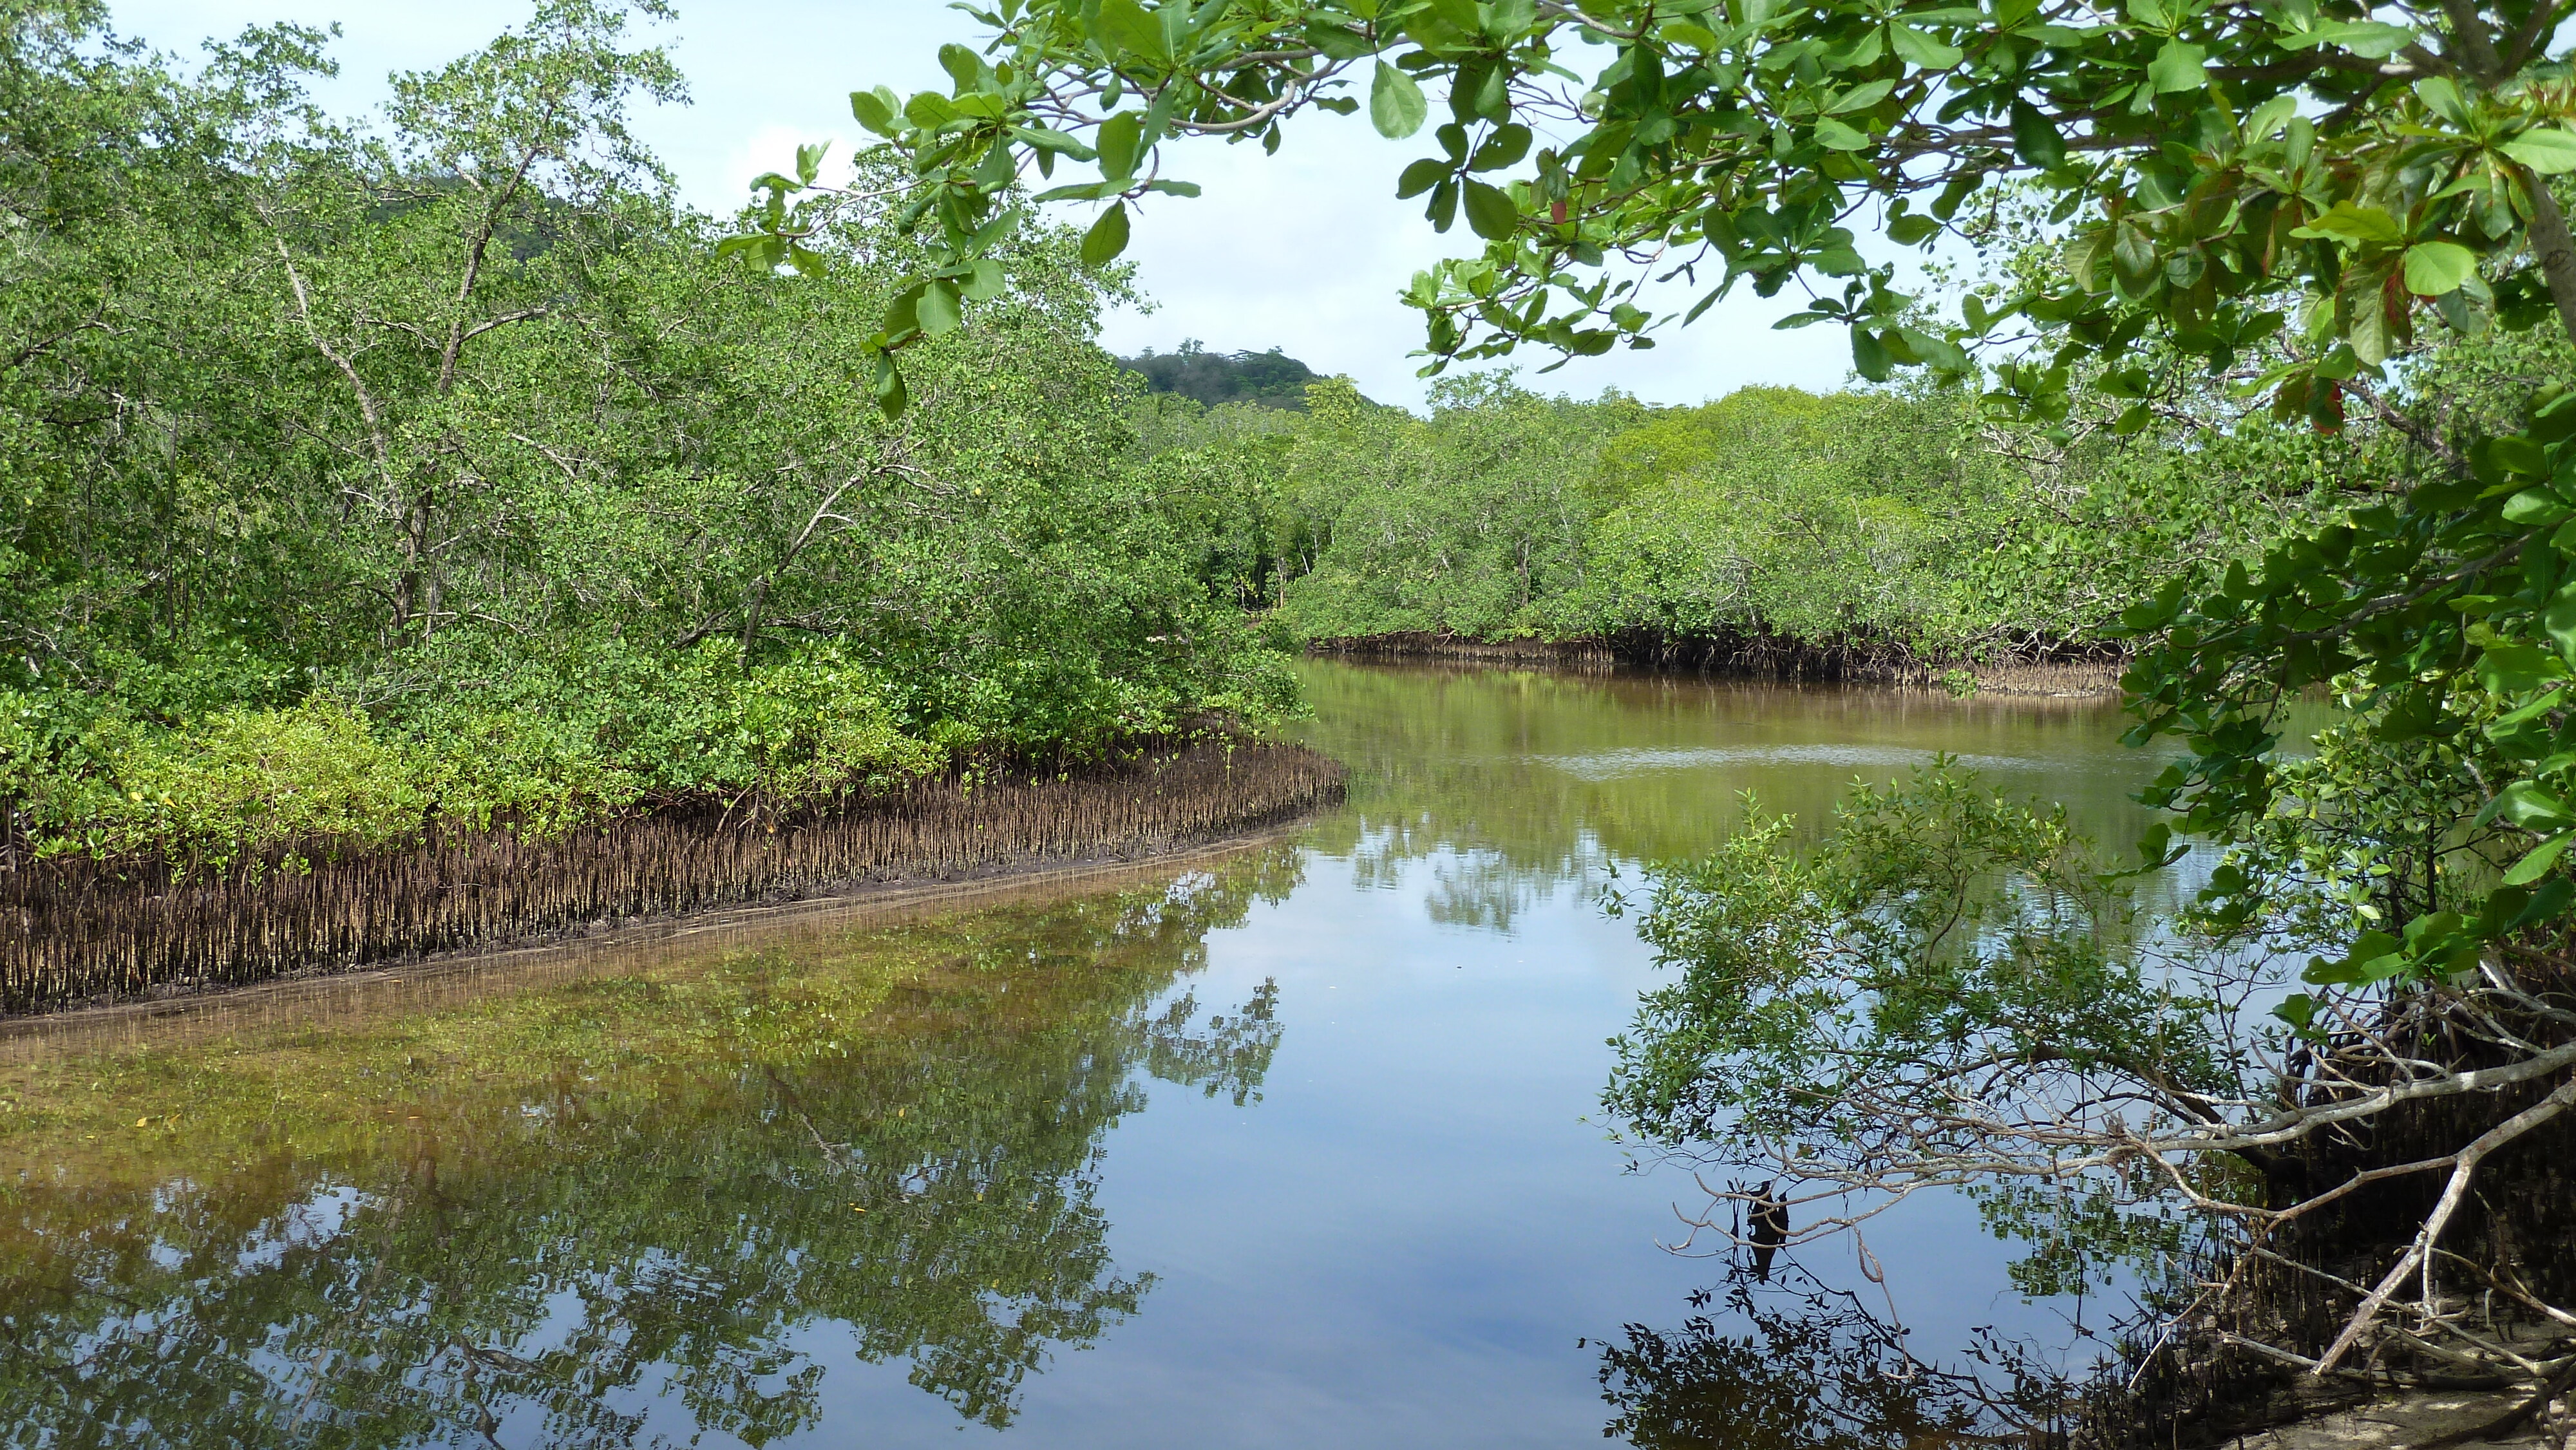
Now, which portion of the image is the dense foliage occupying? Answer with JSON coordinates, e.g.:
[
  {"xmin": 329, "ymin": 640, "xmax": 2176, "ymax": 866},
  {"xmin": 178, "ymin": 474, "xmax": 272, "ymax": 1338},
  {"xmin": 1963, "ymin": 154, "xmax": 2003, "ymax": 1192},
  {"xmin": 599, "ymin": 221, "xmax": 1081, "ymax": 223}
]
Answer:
[
  {"xmin": 0, "ymin": 0, "xmax": 1293, "ymax": 874},
  {"xmin": 1138, "ymin": 366, "xmax": 2338, "ymax": 656}
]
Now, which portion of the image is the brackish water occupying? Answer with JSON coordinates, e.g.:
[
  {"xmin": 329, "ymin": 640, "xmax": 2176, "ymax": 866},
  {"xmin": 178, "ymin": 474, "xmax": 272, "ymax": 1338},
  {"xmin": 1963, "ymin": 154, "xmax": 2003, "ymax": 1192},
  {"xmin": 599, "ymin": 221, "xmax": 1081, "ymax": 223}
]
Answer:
[{"xmin": 0, "ymin": 662, "xmax": 2167, "ymax": 1447}]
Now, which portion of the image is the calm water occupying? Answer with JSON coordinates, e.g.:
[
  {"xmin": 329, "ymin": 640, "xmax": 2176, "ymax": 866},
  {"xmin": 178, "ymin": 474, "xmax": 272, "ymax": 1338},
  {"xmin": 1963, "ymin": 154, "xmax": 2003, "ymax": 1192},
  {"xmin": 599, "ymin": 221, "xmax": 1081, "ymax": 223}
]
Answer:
[{"xmin": 0, "ymin": 662, "xmax": 2168, "ymax": 1447}]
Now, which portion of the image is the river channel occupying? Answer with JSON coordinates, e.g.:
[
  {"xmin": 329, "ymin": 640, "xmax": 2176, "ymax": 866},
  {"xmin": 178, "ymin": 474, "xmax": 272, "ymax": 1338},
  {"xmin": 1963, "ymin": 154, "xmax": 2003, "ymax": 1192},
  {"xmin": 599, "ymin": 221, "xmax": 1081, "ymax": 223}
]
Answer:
[{"xmin": 0, "ymin": 661, "xmax": 2173, "ymax": 1447}]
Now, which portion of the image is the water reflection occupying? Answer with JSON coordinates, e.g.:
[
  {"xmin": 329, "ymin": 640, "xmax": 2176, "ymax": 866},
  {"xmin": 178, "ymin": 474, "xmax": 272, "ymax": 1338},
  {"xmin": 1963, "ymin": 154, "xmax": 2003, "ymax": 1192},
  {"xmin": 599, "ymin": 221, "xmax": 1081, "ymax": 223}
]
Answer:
[
  {"xmin": 0, "ymin": 663, "xmax": 2176, "ymax": 1447},
  {"xmin": 1296, "ymin": 660, "xmax": 2164, "ymax": 932},
  {"xmin": 1597, "ymin": 1271, "xmax": 2050, "ymax": 1450},
  {"xmin": 0, "ymin": 854, "xmax": 1300, "ymax": 1445}
]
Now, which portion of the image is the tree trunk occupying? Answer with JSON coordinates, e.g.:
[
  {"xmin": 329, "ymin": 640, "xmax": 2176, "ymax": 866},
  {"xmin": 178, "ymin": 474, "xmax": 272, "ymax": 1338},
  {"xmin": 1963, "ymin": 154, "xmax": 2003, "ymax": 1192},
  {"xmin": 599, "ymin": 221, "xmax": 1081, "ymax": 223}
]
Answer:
[{"xmin": 2526, "ymin": 177, "xmax": 2576, "ymax": 348}]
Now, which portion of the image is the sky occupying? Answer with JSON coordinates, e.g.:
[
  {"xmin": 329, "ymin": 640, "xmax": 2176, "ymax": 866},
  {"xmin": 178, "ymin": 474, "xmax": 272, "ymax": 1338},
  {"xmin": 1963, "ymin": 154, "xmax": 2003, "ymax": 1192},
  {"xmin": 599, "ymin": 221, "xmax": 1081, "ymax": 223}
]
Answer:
[{"xmin": 106, "ymin": 0, "xmax": 1878, "ymax": 409}]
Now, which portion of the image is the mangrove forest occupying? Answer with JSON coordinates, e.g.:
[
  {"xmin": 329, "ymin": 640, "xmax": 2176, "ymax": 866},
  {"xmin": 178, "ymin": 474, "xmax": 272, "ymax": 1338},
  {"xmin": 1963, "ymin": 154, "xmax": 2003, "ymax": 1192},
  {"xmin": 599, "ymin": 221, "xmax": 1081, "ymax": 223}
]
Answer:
[{"xmin": 8, "ymin": 0, "xmax": 2576, "ymax": 1445}]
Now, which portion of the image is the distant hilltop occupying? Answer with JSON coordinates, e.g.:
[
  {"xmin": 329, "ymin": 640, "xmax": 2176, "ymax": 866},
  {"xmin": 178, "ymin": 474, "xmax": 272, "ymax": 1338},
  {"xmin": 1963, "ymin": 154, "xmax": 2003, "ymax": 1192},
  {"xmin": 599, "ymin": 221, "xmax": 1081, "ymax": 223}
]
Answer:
[{"xmin": 1117, "ymin": 341, "xmax": 1320, "ymax": 411}]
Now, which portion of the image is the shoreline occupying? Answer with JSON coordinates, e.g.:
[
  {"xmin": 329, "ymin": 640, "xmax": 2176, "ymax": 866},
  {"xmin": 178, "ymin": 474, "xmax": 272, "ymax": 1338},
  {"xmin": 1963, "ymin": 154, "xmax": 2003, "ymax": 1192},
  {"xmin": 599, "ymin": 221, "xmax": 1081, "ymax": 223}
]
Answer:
[
  {"xmin": 2, "ymin": 738, "xmax": 1345, "ymax": 1020},
  {"xmin": 0, "ymin": 818, "xmax": 1323, "ymax": 1054},
  {"xmin": 1302, "ymin": 630, "xmax": 2126, "ymax": 697}
]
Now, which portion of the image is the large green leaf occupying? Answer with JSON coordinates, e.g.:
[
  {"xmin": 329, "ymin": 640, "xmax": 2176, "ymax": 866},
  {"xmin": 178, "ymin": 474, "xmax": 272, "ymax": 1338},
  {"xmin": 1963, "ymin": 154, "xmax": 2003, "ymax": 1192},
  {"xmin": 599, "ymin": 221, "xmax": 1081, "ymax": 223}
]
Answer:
[
  {"xmin": 1080, "ymin": 202, "xmax": 1130, "ymax": 267},
  {"xmin": 2401, "ymin": 241, "xmax": 2477, "ymax": 296},
  {"xmin": 2503, "ymin": 128, "xmax": 2576, "ymax": 175},
  {"xmin": 1888, "ymin": 23, "xmax": 1962, "ymax": 68},
  {"xmin": 2010, "ymin": 100, "xmax": 2064, "ymax": 170},
  {"xmin": 2504, "ymin": 833, "xmax": 2575, "ymax": 887},
  {"xmin": 849, "ymin": 87, "xmax": 900, "ymax": 137},
  {"xmin": 1097, "ymin": 110, "xmax": 1144, "ymax": 181},
  {"xmin": 1812, "ymin": 117, "xmax": 1870, "ymax": 151},
  {"xmin": 2273, "ymin": 18, "xmax": 2414, "ymax": 57},
  {"xmin": 1850, "ymin": 325, "xmax": 1891, "ymax": 381},
  {"xmin": 2490, "ymin": 781, "xmax": 2576, "ymax": 833},
  {"xmin": 916, "ymin": 279, "xmax": 961, "ymax": 336},
  {"xmin": 1371, "ymin": 61, "xmax": 1428, "ymax": 139},
  {"xmin": 1095, "ymin": 0, "xmax": 1166, "ymax": 61},
  {"xmin": 2291, "ymin": 201, "xmax": 2403, "ymax": 245},
  {"xmin": 1396, "ymin": 157, "xmax": 1449, "ymax": 198},
  {"xmin": 1461, "ymin": 180, "xmax": 1517, "ymax": 240},
  {"xmin": 2148, "ymin": 39, "xmax": 2206, "ymax": 93}
]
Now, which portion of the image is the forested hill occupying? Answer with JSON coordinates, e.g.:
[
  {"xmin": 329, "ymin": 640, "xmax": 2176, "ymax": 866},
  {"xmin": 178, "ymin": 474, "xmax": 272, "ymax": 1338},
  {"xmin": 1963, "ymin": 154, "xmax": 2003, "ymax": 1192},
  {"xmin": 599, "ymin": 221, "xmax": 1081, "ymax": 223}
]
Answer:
[{"xmin": 1118, "ymin": 344, "xmax": 1320, "ymax": 410}]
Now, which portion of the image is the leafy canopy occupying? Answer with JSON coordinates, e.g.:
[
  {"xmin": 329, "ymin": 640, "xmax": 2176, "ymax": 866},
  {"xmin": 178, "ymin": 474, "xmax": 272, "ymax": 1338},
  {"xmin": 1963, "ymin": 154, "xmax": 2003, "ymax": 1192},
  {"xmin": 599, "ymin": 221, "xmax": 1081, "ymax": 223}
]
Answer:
[{"xmin": 744, "ymin": 0, "xmax": 2576, "ymax": 418}]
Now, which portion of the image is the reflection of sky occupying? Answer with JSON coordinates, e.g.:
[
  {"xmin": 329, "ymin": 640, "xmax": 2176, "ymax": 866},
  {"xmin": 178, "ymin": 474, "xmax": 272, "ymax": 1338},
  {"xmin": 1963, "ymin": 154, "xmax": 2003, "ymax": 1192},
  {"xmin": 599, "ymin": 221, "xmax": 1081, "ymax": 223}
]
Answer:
[
  {"xmin": 1535, "ymin": 744, "xmax": 2068, "ymax": 780},
  {"xmin": 790, "ymin": 834, "xmax": 2118, "ymax": 1445}
]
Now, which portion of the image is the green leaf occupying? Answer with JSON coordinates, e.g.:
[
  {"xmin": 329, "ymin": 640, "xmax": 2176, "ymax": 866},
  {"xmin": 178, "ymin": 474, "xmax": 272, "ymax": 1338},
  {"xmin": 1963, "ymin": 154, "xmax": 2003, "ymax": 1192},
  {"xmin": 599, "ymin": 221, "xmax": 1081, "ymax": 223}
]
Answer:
[
  {"xmin": 795, "ymin": 142, "xmax": 829, "ymax": 186},
  {"xmin": 1851, "ymin": 325, "xmax": 1892, "ymax": 382},
  {"xmin": 2304, "ymin": 929, "xmax": 2405, "ymax": 986},
  {"xmin": 1888, "ymin": 23, "xmax": 1963, "ymax": 68},
  {"xmin": 2290, "ymin": 200, "xmax": 2404, "ymax": 245},
  {"xmin": 2275, "ymin": 19, "xmax": 2415, "ymax": 59},
  {"xmin": 2479, "ymin": 640, "xmax": 2571, "ymax": 694},
  {"xmin": 1887, "ymin": 212, "xmax": 1940, "ymax": 245},
  {"xmin": 1812, "ymin": 117, "xmax": 1870, "ymax": 151},
  {"xmin": 1468, "ymin": 123, "xmax": 1532, "ymax": 172},
  {"xmin": 850, "ymin": 87, "xmax": 901, "ymax": 137},
  {"xmin": 1486, "ymin": 0, "xmax": 1537, "ymax": 40},
  {"xmin": 1372, "ymin": 61, "xmax": 1428, "ymax": 139},
  {"xmin": 2242, "ymin": 93, "xmax": 2297, "ymax": 142},
  {"xmin": 1012, "ymin": 124, "xmax": 1095, "ymax": 158},
  {"xmin": 2148, "ymin": 39, "xmax": 2206, "ymax": 93},
  {"xmin": 1096, "ymin": 0, "xmax": 1166, "ymax": 61},
  {"xmin": 1396, "ymin": 157, "xmax": 1450, "ymax": 199},
  {"xmin": 2548, "ymin": 578, "xmax": 2576, "ymax": 663},
  {"xmin": 2503, "ymin": 128, "xmax": 2576, "ymax": 176},
  {"xmin": 1828, "ymin": 79, "xmax": 1895, "ymax": 115},
  {"xmin": 2504, "ymin": 832, "xmax": 2575, "ymax": 886},
  {"xmin": 904, "ymin": 92, "xmax": 957, "ymax": 129},
  {"xmin": 1425, "ymin": 0, "xmax": 1481, "ymax": 37},
  {"xmin": 959, "ymin": 258, "xmax": 1007, "ymax": 303},
  {"xmin": 1097, "ymin": 111, "xmax": 1144, "ymax": 182},
  {"xmin": 1081, "ymin": 202, "xmax": 1131, "ymax": 267},
  {"xmin": 2412, "ymin": 77, "xmax": 2471, "ymax": 127},
  {"xmin": 2271, "ymin": 992, "xmax": 2320, "ymax": 1034},
  {"xmin": 2401, "ymin": 241, "xmax": 2477, "ymax": 296},
  {"xmin": 2490, "ymin": 781, "xmax": 2576, "ymax": 832},
  {"xmin": 2011, "ymin": 100, "xmax": 2065, "ymax": 171},
  {"xmin": 938, "ymin": 42, "xmax": 982, "ymax": 93},
  {"xmin": 883, "ymin": 286, "xmax": 923, "ymax": 337},
  {"xmin": 1425, "ymin": 177, "xmax": 1459, "ymax": 231},
  {"xmin": 916, "ymin": 279, "xmax": 961, "ymax": 336},
  {"xmin": 2503, "ymin": 489, "xmax": 2569, "ymax": 525},
  {"xmin": 1461, "ymin": 180, "xmax": 1518, "ymax": 240},
  {"xmin": 871, "ymin": 350, "xmax": 908, "ymax": 419}
]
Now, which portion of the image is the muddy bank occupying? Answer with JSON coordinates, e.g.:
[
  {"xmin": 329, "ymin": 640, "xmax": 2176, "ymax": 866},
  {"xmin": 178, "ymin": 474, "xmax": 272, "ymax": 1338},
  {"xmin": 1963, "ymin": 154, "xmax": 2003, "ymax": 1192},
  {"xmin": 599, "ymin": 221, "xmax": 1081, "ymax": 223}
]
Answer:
[
  {"xmin": 1304, "ymin": 628, "xmax": 2125, "ymax": 696},
  {"xmin": 1, "ymin": 738, "xmax": 1345, "ymax": 1017}
]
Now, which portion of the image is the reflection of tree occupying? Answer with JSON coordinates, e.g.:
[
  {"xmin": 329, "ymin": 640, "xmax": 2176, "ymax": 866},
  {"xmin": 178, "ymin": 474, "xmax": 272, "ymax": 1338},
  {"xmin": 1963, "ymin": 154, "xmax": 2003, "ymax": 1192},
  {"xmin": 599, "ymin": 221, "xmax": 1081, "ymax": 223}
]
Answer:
[
  {"xmin": 1597, "ymin": 1271, "xmax": 2049, "ymax": 1450},
  {"xmin": 0, "ymin": 852, "xmax": 1300, "ymax": 1447},
  {"xmin": 1293, "ymin": 661, "xmax": 2161, "ymax": 907}
]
